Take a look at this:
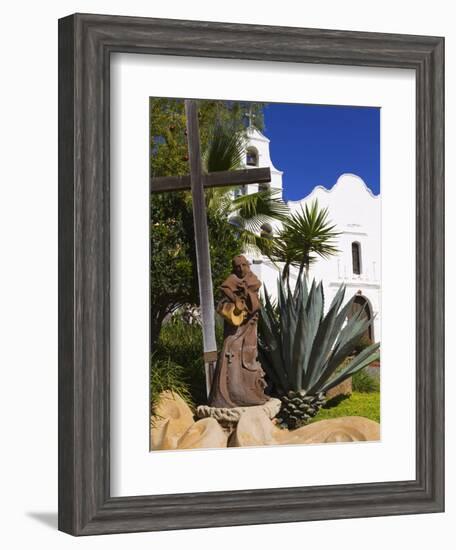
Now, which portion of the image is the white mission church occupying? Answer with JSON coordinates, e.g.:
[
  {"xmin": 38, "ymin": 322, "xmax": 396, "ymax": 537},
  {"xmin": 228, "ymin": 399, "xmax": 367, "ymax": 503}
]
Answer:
[{"xmin": 239, "ymin": 125, "xmax": 381, "ymax": 344}]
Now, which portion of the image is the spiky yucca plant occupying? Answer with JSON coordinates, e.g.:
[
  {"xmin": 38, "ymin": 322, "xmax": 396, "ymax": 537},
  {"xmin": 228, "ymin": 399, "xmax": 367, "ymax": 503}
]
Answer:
[{"xmin": 258, "ymin": 276, "xmax": 380, "ymax": 429}]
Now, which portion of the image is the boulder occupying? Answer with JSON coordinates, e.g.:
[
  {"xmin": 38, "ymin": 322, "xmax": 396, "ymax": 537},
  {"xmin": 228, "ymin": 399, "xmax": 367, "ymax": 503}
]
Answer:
[
  {"xmin": 274, "ymin": 416, "xmax": 380, "ymax": 445},
  {"xmin": 232, "ymin": 412, "xmax": 379, "ymax": 447},
  {"xmin": 150, "ymin": 390, "xmax": 380, "ymax": 450},
  {"xmin": 150, "ymin": 391, "xmax": 195, "ymax": 451},
  {"xmin": 150, "ymin": 418, "xmax": 170, "ymax": 450},
  {"xmin": 325, "ymin": 377, "xmax": 352, "ymax": 401},
  {"xmin": 177, "ymin": 418, "xmax": 228, "ymax": 449},
  {"xmin": 230, "ymin": 407, "xmax": 282, "ymax": 447}
]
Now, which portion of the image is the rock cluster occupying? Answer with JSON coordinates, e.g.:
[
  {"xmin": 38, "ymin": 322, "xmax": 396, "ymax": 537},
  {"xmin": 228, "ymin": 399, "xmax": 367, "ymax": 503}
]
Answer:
[
  {"xmin": 196, "ymin": 398, "xmax": 281, "ymax": 431},
  {"xmin": 150, "ymin": 391, "xmax": 380, "ymax": 451}
]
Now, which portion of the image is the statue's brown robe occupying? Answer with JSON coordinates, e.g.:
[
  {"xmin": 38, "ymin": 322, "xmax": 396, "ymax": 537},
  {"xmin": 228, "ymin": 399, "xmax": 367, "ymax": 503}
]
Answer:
[{"xmin": 208, "ymin": 271, "xmax": 268, "ymax": 408}]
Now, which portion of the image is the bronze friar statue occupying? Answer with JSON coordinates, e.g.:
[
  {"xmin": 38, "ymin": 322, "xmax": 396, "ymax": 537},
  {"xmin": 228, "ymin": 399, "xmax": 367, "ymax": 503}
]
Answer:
[{"xmin": 208, "ymin": 255, "xmax": 269, "ymax": 408}]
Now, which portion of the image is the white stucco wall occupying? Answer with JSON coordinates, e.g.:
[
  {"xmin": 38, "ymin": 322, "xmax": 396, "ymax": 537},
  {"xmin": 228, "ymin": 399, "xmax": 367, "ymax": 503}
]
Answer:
[{"xmin": 243, "ymin": 128, "xmax": 382, "ymax": 342}]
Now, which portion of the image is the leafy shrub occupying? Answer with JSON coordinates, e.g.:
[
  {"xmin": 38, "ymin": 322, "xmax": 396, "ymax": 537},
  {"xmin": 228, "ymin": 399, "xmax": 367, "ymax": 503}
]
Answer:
[
  {"xmin": 352, "ymin": 368, "xmax": 380, "ymax": 393},
  {"xmin": 150, "ymin": 356, "xmax": 193, "ymax": 419},
  {"xmin": 152, "ymin": 316, "xmax": 224, "ymax": 406}
]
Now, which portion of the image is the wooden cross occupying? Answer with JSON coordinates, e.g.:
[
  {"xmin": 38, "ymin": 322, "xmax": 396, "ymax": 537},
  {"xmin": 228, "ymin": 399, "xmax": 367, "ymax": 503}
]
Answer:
[{"xmin": 151, "ymin": 99, "xmax": 271, "ymax": 396}]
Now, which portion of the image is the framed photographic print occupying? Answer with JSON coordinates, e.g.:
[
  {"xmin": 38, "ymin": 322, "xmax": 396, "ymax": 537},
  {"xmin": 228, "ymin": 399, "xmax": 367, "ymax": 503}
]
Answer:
[{"xmin": 58, "ymin": 13, "xmax": 444, "ymax": 535}]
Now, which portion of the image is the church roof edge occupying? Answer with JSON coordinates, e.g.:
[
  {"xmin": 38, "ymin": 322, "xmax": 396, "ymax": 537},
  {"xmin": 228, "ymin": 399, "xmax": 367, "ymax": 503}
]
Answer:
[{"xmin": 286, "ymin": 173, "xmax": 380, "ymax": 206}]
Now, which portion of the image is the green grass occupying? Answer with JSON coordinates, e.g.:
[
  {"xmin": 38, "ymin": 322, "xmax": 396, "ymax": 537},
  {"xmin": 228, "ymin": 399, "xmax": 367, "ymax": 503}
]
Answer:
[{"xmin": 310, "ymin": 391, "xmax": 380, "ymax": 424}]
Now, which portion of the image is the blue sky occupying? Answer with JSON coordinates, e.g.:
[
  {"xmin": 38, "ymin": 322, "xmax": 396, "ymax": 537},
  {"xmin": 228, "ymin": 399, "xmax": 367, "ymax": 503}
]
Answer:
[{"xmin": 261, "ymin": 103, "xmax": 380, "ymax": 201}]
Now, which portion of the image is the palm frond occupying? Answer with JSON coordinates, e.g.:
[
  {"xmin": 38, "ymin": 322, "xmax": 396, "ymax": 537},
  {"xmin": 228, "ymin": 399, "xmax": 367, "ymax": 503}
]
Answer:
[
  {"xmin": 231, "ymin": 188, "xmax": 289, "ymax": 221},
  {"xmin": 205, "ymin": 185, "xmax": 238, "ymax": 215},
  {"xmin": 229, "ymin": 225, "xmax": 276, "ymax": 256},
  {"xmin": 203, "ymin": 124, "xmax": 246, "ymax": 173},
  {"xmin": 222, "ymin": 188, "xmax": 289, "ymax": 255},
  {"xmin": 264, "ymin": 199, "xmax": 341, "ymax": 276}
]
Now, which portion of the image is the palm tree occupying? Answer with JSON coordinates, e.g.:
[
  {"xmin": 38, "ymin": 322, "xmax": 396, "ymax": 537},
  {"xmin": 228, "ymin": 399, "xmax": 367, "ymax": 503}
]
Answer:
[
  {"xmin": 267, "ymin": 199, "xmax": 341, "ymax": 280},
  {"xmin": 201, "ymin": 124, "xmax": 289, "ymax": 254}
]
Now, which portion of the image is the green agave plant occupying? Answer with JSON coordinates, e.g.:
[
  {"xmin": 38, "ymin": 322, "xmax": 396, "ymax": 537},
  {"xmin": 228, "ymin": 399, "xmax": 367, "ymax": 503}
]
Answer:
[{"xmin": 258, "ymin": 275, "xmax": 380, "ymax": 429}]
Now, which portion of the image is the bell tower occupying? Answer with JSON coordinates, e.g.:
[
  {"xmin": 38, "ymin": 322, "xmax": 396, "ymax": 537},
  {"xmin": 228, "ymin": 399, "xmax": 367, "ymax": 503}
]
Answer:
[{"xmin": 242, "ymin": 124, "xmax": 284, "ymax": 198}]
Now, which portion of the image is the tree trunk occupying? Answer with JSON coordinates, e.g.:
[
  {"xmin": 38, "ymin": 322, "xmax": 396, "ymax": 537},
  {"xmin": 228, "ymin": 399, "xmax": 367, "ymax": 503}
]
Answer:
[{"xmin": 304, "ymin": 258, "xmax": 310, "ymax": 281}]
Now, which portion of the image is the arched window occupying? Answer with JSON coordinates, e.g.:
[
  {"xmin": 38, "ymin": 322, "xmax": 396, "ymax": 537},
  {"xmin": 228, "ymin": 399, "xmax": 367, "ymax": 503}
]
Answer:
[
  {"xmin": 246, "ymin": 147, "xmax": 258, "ymax": 166},
  {"xmin": 352, "ymin": 242, "xmax": 362, "ymax": 275}
]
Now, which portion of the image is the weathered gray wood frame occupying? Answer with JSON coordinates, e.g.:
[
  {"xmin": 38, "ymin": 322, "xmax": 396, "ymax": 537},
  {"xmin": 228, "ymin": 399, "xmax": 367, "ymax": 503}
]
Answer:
[{"xmin": 58, "ymin": 13, "xmax": 445, "ymax": 536}]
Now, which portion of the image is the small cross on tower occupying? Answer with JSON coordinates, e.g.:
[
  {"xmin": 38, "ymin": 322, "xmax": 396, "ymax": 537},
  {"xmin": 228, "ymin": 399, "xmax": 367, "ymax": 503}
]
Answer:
[
  {"xmin": 151, "ymin": 100, "xmax": 271, "ymax": 396},
  {"xmin": 245, "ymin": 105, "xmax": 256, "ymax": 128}
]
